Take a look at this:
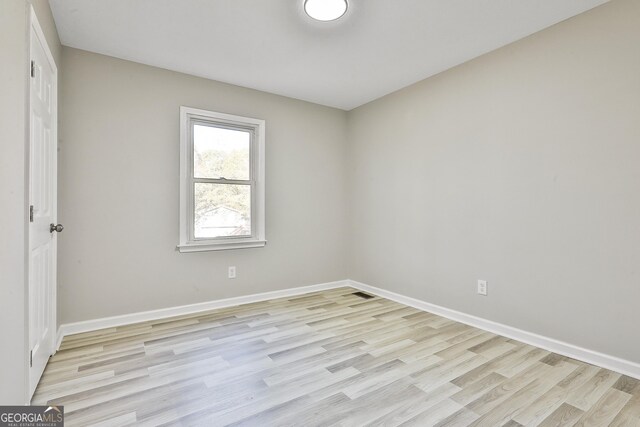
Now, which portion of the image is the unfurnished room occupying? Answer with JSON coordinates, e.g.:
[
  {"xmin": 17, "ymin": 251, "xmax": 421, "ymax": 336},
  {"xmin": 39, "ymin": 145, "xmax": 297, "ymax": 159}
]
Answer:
[{"xmin": 1, "ymin": 0, "xmax": 639, "ymax": 425}]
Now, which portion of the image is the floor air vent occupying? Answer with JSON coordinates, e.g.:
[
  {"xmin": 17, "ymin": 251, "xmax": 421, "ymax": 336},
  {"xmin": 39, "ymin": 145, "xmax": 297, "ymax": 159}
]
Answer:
[{"xmin": 352, "ymin": 291, "xmax": 375, "ymax": 299}]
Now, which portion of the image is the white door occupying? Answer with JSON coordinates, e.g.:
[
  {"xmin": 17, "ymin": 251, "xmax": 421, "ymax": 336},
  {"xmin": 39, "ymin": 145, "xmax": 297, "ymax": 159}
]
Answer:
[{"xmin": 28, "ymin": 8, "xmax": 58, "ymax": 399}]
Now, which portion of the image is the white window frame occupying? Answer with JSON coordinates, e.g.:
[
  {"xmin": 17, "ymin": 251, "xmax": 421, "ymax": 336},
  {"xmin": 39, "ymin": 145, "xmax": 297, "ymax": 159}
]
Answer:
[{"xmin": 178, "ymin": 106, "xmax": 266, "ymax": 252}]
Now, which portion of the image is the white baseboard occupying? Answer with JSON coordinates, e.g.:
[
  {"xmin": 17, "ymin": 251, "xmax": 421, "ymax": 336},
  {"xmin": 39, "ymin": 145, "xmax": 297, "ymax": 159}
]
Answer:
[
  {"xmin": 348, "ymin": 279, "xmax": 640, "ymax": 380},
  {"xmin": 55, "ymin": 327, "xmax": 65, "ymax": 351},
  {"xmin": 55, "ymin": 279, "xmax": 349, "ymax": 350},
  {"xmin": 54, "ymin": 277, "xmax": 640, "ymax": 380}
]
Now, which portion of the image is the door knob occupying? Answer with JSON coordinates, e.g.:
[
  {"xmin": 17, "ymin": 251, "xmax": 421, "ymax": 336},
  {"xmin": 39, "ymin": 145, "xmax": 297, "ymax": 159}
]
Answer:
[{"xmin": 50, "ymin": 223, "xmax": 64, "ymax": 233}]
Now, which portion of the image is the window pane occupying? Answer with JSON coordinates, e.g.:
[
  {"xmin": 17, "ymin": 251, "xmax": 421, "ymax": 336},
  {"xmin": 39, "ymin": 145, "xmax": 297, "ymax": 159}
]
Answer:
[
  {"xmin": 194, "ymin": 183, "xmax": 251, "ymax": 238},
  {"xmin": 193, "ymin": 124, "xmax": 250, "ymax": 180}
]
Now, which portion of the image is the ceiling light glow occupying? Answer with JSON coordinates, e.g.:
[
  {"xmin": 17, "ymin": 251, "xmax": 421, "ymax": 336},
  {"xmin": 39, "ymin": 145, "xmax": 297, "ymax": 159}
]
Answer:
[{"xmin": 304, "ymin": 0, "xmax": 348, "ymax": 21}]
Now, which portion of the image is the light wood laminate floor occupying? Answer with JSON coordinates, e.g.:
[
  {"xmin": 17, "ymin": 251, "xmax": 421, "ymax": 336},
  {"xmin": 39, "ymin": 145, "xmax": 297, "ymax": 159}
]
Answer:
[{"xmin": 33, "ymin": 287, "xmax": 640, "ymax": 426}]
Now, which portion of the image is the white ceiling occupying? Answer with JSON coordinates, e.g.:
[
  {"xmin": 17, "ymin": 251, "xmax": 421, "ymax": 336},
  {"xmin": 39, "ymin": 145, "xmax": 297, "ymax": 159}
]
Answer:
[{"xmin": 50, "ymin": 0, "xmax": 608, "ymax": 110}]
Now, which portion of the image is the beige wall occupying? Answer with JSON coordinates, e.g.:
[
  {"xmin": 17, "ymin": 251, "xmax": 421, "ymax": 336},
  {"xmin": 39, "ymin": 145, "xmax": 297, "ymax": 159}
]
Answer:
[
  {"xmin": 58, "ymin": 48, "xmax": 349, "ymax": 324},
  {"xmin": 348, "ymin": 0, "xmax": 640, "ymax": 363},
  {"xmin": 0, "ymin": 0, "xmax": 61, "ymax": 405}
]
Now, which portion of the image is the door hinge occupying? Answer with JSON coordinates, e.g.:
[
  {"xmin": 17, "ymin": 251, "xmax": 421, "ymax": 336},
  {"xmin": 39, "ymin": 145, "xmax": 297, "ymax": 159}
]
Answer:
[
  {"xmin": 30, "ymin": 350, "xmax": 33, "ymax": 367},
  {"xmin": 30, "ymin": 205, "xmax": 34, "ymax": 222},
  {"xmin": 30, "ymin": 60, "xmax": 35, "ymax": 78}
]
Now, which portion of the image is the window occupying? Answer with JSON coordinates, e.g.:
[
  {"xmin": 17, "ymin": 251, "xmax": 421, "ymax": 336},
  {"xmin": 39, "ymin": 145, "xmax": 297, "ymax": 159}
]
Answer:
[{"xmin": 178, "ymin": 107, "xmax": 265, "ymax": 252}]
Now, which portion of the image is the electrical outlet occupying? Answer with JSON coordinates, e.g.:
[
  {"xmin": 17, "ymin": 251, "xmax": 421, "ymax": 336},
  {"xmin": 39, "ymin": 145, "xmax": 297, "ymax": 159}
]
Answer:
[
  {"xmin": 228, "ymin": 266, "xmax": 236, "ymax": 279},
  {"xmin": 477, "ymin": 280, "xmax": 488, "ymax": 296}
]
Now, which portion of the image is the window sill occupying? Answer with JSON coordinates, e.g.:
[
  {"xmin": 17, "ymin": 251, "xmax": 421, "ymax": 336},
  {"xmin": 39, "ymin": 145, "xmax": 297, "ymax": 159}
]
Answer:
[{"xmin": 177, "ymin": 239, "xmax": 266, "ymax": 253}]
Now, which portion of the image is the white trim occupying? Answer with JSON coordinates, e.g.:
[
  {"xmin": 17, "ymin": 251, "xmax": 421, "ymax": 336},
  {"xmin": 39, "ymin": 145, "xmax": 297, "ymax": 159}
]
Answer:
[
  {"xmin": 348, "ymin": 280, "xmax": 640, "ymax": 380},
  {"xmin": 54, "ymin": 277, "xmax": 640, "ymax": 380},
  {"xmin": 177, "ymin": 239, "xmax": 266, "ymax": 253},
  {"xmin": 178, "ymin": 106, "xmax": 266, "ymax": 253},
  {"xmin": 29, "ymin": 8, "xmax": 57, "ymax": 76},
  {"xmin": 55, "ymin": 328, "xmax": 64, "ymax": 352},
  {"xmin": 56, "ymin": 280, "xmax": 349, "ymax": 343}
]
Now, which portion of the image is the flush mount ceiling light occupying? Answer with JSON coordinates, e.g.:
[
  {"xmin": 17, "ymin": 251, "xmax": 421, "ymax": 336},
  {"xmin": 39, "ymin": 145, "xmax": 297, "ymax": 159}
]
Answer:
[{"xmin": 304, "ymin": 0, "xmax": 348, "ymax": 21}]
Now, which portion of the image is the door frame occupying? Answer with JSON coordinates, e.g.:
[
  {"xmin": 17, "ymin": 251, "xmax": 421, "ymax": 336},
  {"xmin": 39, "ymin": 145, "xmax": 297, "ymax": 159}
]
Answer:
[{"xmin": 26, "ymin": 4, "xmax": 58, "ymax": 403}]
